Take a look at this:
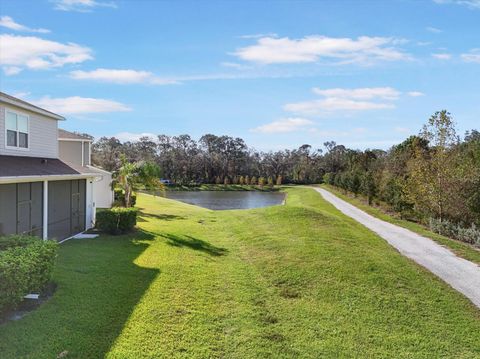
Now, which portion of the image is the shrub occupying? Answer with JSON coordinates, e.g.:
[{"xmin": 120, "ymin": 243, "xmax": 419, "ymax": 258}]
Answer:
[
  {"xmin": 0, "ymin": 234, "xmax": 38, "ymax": 251},
  {"xmin": 0, "ymin": 237, "xmax": 58, "ymax": 314},
  {"xmin": 429, "ymin": 218, "xmax": 480, "ymax": 246},
  {"xmin": 114, "ymin": 188, "xmax": 137, "ymax": 207},
  {"xmin": 96, "ymin": 207, "xmax": 138, "ymax": 235}
]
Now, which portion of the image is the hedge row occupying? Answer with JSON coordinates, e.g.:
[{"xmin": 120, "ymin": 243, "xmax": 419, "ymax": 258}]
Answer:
[
  {"xmin": 429, "ymin": 218, "xmax": 480, "ymax": 247},
  {"xmin": 96, "ymin": 207, "xmax": 138, "ymax": 235},
  {"xmin": 0, "ymin": 236, "xmax": 58, "ymax": 314}
]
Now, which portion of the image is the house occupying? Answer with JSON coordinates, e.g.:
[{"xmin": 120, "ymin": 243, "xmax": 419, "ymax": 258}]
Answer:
[
  {"xmin": 0, "ymin": 92, "xmax": 111, "ymax": 241},
  {"xmin": 58, "ymin": 129, "xmax": 114, "ymax": 209}
]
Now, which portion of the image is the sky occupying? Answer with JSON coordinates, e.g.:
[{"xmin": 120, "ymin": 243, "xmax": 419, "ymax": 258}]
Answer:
[{"xmin": 0, "ymin": 0, "xmax": 479, "ymax": 151}]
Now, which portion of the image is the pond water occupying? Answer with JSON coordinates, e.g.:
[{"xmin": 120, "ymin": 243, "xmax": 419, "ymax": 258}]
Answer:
[{"xmin": 164, "ymin": 191, "xmax": 286, "ymax": 210}]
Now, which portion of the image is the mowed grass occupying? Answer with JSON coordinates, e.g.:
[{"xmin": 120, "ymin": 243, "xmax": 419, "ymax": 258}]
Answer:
[
  {"xmin": 320, "ymin": 184, "xmax": 480, "ymax": 265},
  {"xmin": 0, "ymin": 188, "xmax": 479, "ymax": 358}
]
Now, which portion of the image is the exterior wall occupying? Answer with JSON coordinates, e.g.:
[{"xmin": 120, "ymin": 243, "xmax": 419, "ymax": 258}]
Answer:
[
  {"xmin": 83, "ymin": 142, "xmax": 90, "ymax": 166},
  {"xmin": 59, "ymin": 140, "xmax": 83, "ymax": 165},
  {"xmin": 0, "ymin": 103, "xmax": 59, "ymax": 158},
  {"xmin": 93, "ymin": 170, "xmax": 113, "ymax": 208},
  {"xmin": 59, "ymin": 140, "xmax": 91, "ymax": 166},
  {"xmin": 0, "ymin": 182, "xmax": 43, "ymax": 237},
  {"xmin": 0, "ymin": 178, "xmax": 94, "ymax": 240}
]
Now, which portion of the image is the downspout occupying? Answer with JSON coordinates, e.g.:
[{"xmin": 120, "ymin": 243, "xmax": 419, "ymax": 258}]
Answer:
[{"xmin": 42, "ymin": 180, "xmax": 48, "ymax": 240}]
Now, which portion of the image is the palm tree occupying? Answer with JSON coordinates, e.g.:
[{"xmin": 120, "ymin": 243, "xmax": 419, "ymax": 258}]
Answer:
[{"xmin": 113, "ymin": 155, "xmax": 164, "ymax": 207}]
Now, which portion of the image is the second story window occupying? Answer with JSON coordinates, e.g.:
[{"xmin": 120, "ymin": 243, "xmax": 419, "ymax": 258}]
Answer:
[{"xmin": 6, "ymin": 110, "xmax": 29, "ymax": 149}]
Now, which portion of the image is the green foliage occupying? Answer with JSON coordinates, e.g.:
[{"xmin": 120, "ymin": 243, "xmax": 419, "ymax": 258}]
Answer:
[
  {"xmin": 360, "ymin": 171, "xmax": 376, "ymax": 205},
  {"xmin": 0, "ymin": 237, "xmax": 58, "ymax": 313},
  {"xmin": 276, "ymin": 175, "xmax": 282, "ymax": 186},
  {"xmin": 96, "ymin": 207, "xmax": 138, "ymax": 235},
  {"xmin": 429, "ymin": 218, "xmax": 480, "ymax": 246},
  {"xmin": 113, "ymin": 156, "xmax": 164, "ymax": 207},
  {"xmin": 2, "ymin": 190, "xmax": 480, "ymax": 357},
  {"xmin": 250, "ymin": 176, "xmax": 257, "ymax": 185},
  {"xmin": 244, "ymin": 175, "xmax": 250, "ymax": 185},
  {"xmin": 114, "ymin": 188, "xmax": 137, "ymax": 207},
  {"xmin": 239, "ymin": 175, "xmax": 245, "ymax": 185},
  {"xmin": 0, "ymin": 234, "xmax": 38, "ymax": 251},
  {"xmin": 224, "ymin": 176, "xmax": 230, "ymax": 185}
]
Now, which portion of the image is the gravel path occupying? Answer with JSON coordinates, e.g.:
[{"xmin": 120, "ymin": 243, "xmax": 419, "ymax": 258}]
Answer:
[{"xmin": 314, "ymin": 187, "xmax": 480, "ymax": 309}]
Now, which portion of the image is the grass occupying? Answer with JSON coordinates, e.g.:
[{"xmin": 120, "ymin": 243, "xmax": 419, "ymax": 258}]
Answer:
[
  {"xmin": 0, "ymin": 187, "xmax": 479, "ymax": 358},
  {"xmin": 320, "ymin": 184, "xmax": 480, "ymax": 265}
]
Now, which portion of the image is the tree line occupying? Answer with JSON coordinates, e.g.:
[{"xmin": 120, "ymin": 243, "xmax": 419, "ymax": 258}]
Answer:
[{"xmin": 91, "ymin": 110, "xmax": 480, "ymax": 230}]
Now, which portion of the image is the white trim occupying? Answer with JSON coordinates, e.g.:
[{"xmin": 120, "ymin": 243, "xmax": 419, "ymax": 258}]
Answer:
[
  {"xmin": 42, "ymin": 180, "xmax": 48, "ymax": 240},
  {"xmin": 81, "ymin": 140, "xmax": 84, "ymax": 166},
  {"xmin": 58, "ymin": 138, "xmax": 93, "ymax": 143},
  {"xmin": 86, "ymin": 165, "xmax": 111, "ymax": 175},
  {"xmin": 4, "ymin": 107, "xmax": 31, "ymax": 152},
  {"xmin": 0, "ymin": 94, "xmax": 65, "ymax": 121},
  {"xmin": 0, "ymin": 173, "xmax": 99, "ymax": 184}
]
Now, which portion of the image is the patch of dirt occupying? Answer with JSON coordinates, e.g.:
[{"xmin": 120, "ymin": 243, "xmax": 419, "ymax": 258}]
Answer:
[{"xmin": 0, "ymin": 282, "xmax": 57, "ymax": 324}]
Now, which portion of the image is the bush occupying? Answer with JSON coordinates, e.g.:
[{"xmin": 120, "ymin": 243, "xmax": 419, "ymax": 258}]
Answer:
[
  {"xmin": 96, "ymin": 207, "xmax": 138, "ymax": 235},
  {"xmin": 0, "ymin": 236, "xmax": 58, "ymax": 314},
  {"xmin": 0, "ymin": 234, "xmax": 38, "ymax": 251},
  {"xmin": 114, "ymin": 188, "xmax": 137, "ymax": 207},
  {"xmin": 429, "ymin": 218, "xmax": 480, "ymax": 246}
]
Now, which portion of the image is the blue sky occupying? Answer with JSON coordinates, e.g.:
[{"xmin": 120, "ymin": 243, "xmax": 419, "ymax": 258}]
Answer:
[{"xmin": 0, "ymin": 0, "xmax": 479, "ymax": 150}]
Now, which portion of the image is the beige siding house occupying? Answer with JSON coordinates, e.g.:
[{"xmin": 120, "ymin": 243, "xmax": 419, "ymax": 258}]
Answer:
[
  {"xmin": 58, "ymin": 129, "xmax": 114, "ymax": 209},
  {"xmin": 0, "ymin": 92, "xmax": 101, "ymax": 241}
]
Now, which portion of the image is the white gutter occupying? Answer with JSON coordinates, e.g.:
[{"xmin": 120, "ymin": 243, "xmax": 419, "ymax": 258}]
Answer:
[
  {"xmin": 0, "ymin": 173, "xmax": 100, "ymax": 184},
  {"xmin": 58, "ymin": 138, "xmax": 93, "ymax": 143},
  {"xmin": 0, "ymin": 96, "xmax": 65, "ymax": 121}
]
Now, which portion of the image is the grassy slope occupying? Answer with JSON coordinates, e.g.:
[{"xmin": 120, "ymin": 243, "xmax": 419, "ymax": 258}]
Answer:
[
  {"xmin": 320, "ymin": 184, "xmax": 480, "ymax": 265},
  {"xmin": 0, "ymin": 188, "xmax": 478, "ymax": 358}
]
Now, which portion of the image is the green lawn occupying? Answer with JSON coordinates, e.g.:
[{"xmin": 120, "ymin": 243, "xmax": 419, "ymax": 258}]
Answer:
[
  {"xmin": 0, "ymin": 187, "xmax": 479, "ymax": 358},
  {"xmin": 320, "ymin": 184, "xmax": 480, "ymax": 265}
]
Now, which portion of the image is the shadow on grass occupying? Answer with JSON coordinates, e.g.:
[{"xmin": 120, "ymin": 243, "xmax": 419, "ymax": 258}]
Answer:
[
  {"xmin": 0, "ymin": 229, "xmax": 160, "ymax": 359},
  {"xmin": 161, "ymin": 233, "xmax": 228, "ymax": 257}
]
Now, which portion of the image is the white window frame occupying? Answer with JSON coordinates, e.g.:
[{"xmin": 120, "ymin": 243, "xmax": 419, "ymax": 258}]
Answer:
[{"xmin": 4, "ymin": 108, "xmax": 30, "ymax": 151}]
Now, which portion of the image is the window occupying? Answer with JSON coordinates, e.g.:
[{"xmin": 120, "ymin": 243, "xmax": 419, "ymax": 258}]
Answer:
[{"xmin": 5, "ymin": 110, "xmax": 29, "ymax": 149}]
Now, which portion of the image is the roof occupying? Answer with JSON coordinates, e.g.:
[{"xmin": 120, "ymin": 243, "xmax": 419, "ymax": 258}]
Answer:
[
  {"xmin": 58, "ymin": 129, "xmax": 93, "ymax": 142},
  {"xmin": 0, "ymin": 155, "xmax": 96, "ymax": 178},
  {"xmin": 0, "ymin": 92, "xmax": 65, "ymax": 121}
]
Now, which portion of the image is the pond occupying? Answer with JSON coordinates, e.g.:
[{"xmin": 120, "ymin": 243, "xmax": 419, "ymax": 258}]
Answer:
[{"xmin": 164, "ymin": 191, "xmax": 286, "ymax": 210}]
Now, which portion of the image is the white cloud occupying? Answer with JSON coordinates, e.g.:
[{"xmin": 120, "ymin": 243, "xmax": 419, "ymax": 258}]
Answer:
[
  {"xmin": 432, "ymin": 53, "xmax": 452, "ymax": 60},
  {"xmin": 284, "ymin": 87, "xmax": 404, "ymax": 116},
  {"xmin": 52, "ymin": 0, "xmax": 117, "ymax": 12},
  {"xmin": 312, "ymin": 87, "xmax": 401, "ymax": 100},
  {"xmin": 394, "ymin": 127, "xmax": 411, "ymax": 133},
  {"xmin": 238, "ymin": 33, "xmax": 278, "ymax": 39},
  {"xmin": 114, "ymin": 132, "xmax": 157, "ymax": 142},
  {"xmin": 426, "ymin": 26, "xmax": 442, "ymax": 33},
  {"xmin": 251, "ymin": 118, "xmax": 315, "ymax": 133},
  {"xmin": 3, "ymin": 66, "xmax": 22, "ymax": 76},
  {"xmin": 407, "ymin": 91, "xmax": 425, "ymax": 97},
  {"xmin": 33, "ymin": 96, "xmax": 131, "ymax": 115},
  {"xmin": 233, "ymin": 35, "xmax": 411, "ymax": 65},
  {"xmin": 0, "ymin": 16, "xmax": 50, "ymax": 33},
  {"xmin": 285, "ymin": 98, "xmax": 394, "ymax": 115},
  {"xmin": 433, "ymin": 0, "xmax": 480, "ymax": 9},
  {"xmin": 461, "ymin": 49, "xmax": 480, "ymax": 63},
  {"xmin": 0, "ymin": 34, "xmax": 92, "ymax": 74},
  {"xmin": 70, "ymin": 68, "xmax": 178, "ymax": 85}
]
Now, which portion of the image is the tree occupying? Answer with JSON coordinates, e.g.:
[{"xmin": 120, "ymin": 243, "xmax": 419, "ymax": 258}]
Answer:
[
  {"xmin": 276, "ymin": 175, "xmax": 282, "ymax": 186},
  {"xmin": 250, "ymin": 176, "xmax": 257, "ymax": 185},
  {"xmin": 113, "ymin": 156, "xmax": 164, "ymax": 207},
  {"xmin": 267, "ymin": 176, "xmax": 274, "ymax": 187},
  {"xmin": 258, "ymin": 177, "xmax": 265, "ymax": 188},
  {"xmin": 361, "ymin": 171, "xmax": 376, "ymax": 205},
  {"xmin": 407, "ymin": 111, "xmax": 459, "ymax": 220}
]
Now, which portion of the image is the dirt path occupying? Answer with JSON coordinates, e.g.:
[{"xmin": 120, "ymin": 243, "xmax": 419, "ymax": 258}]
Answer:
[{"xmin": 314, "ymin": 187, "xmax": 480, "ymax": 309}]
